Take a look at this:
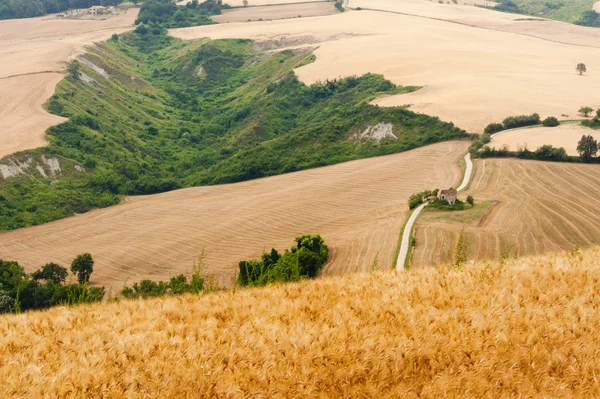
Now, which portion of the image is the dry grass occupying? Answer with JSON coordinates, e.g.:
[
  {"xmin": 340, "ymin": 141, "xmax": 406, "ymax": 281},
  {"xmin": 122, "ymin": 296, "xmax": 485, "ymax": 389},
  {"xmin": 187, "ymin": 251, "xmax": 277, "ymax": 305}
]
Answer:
[
  {"xmin": 489, "ymin": 123, "xmax": 600, "ymax": 156},
  {"xmin": 171, "ymin": 2, "xmax": 600, "ymax": 133},
  {"xmin": 211, "ymin": 2, "xmax": 337, "ymax": 23},
  {"xmin": 0, "ymin": 141, "xmax": 467, "ymax": 291},
  {"xmin": 0, "ymin": 9, "xmax": 138, "ymax": 159},
  {"xmin": 3, "ymin": 246, "xmax": 600, "ymax": 397},
  {"xmin": 413, "ymin": 158, "xmax": 600, "ymax": 267}
]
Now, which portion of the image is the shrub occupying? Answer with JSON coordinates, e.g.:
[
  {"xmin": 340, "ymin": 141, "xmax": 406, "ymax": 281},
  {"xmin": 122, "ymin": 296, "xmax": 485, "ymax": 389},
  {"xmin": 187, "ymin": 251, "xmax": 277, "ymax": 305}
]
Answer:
[
  {"xmin": 484, "ymin": 123, "xmax": 504, "ymax": 134},
  {"xmin": 466, "ymin": 195, "xmax": 474, "ymax": 206},
  {"xmin": 542, "ymin": 116, "xmax": 559, "ymax": 127},
  {"xmin": 502, "ymin": 113, "xmax": 540, "ymax": 130},
  {"xmin": 580, "ymin": 106, "xmax": 594, "ymax": 117}
]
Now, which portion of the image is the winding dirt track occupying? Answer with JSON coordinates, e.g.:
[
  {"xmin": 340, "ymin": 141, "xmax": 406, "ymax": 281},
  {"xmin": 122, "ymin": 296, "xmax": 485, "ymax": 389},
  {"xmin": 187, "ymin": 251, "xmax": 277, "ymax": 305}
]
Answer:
[
  {"xmin": 0, "ymin": 9, "xmax": 138, "ymax": 159},
  {"xmin": 412, "ymin": 158, "xmax": 600, "ymax": 267},
  {"xmin": 0, "ymin": 141, "xmax": 467, "ymax": 290}
]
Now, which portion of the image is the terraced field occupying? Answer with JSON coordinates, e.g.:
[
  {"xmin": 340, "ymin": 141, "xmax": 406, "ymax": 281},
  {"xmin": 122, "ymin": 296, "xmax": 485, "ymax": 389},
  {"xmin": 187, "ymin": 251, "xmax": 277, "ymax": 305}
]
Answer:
[
  {"xmin": 0, "ymin": 141, "xmax": 468, "ymax": 290},
  {"xmin": 412, "ymin": 158, "xmax": 600, "ymax": 267}
]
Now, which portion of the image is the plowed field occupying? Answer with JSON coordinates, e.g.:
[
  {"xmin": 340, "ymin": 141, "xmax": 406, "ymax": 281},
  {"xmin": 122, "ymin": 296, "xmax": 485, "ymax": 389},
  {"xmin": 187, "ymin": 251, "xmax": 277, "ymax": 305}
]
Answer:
[{"xmin": 0, "ymin": 141, "xmax": 467, "ymax": 290}]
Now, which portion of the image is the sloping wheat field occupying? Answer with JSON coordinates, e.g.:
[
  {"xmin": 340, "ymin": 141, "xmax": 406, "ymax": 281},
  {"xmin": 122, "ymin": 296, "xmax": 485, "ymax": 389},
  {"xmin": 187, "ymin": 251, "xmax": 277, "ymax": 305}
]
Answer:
[
  {"xmin": 3, "ymin": 247, "xmax": 600, "ymax": 397},
  {"xmin": 171, "ymin": 1, "xmax": 600, "ymax": 133},
  {"xmin": 0, "ymin": 8, "xmax": 138, "ymax": 159},
  {"xmin": 412, "ymin": 158, "xmax": 600, "ymax": 267},
  {"xmin": 0, "ymin": 141, "xmax": 467, "ymax": 290}
]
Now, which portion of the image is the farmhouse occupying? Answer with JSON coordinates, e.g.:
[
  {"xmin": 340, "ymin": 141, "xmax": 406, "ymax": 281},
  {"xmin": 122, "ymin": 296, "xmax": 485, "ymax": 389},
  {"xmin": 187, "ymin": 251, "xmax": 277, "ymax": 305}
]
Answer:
[
  {"xmin": 89, "ymin": 6, "xmax": 106, "ymax": 15},
  {"xmin": 440, "ymin": 189, "xmax": 457, "ymax": 205}
]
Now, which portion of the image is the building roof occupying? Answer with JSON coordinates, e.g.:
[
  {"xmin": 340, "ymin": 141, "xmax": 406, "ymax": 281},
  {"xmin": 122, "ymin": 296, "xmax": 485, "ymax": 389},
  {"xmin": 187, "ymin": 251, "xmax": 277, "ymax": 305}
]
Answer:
[{"xmin": 440, "ymin": 189, "xmax": 457, "ymax": 196}]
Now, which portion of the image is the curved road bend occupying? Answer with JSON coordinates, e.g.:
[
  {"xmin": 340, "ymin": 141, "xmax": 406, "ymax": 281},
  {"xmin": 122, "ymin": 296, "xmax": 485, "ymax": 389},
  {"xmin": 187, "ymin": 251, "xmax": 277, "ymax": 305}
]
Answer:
[{"xmin": 395, "ymin": 152, "xmax": 473, "ymax": 271}]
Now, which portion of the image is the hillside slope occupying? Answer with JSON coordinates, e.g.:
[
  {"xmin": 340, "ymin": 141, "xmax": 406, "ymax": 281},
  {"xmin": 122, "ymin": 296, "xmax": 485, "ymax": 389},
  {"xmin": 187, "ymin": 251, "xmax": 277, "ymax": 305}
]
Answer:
[{"xmin": 3, "ymin": 247, "xmax": 600, "ymax": 397}]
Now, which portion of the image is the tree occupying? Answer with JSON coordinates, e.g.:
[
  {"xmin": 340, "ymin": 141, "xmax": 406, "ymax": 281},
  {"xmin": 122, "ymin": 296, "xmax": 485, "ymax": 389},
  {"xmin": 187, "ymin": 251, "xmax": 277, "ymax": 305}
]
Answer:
[
  {"xmin": 576, "ymin": 63, "xmax": 587, "ymax": 75},
  {"xmin": 243, "ymin": 0, "xmax": 248, "ymax": 5},
  {"xmin": 32, "ymin": 263, "xmax": 68, "ymax": 284},
  {"xmin": 67, "ymin": 60, "xmax": 81, "ymax": 81},
  {"xmin": 466, "ymin": 195, "xmax": 474, "ymax": 206},
  {"xmin": 71, "ymin": 253, "xmax": 94, "ymax": 284},
  {"xmin": 111, "ymin": 33, "xmax": 119, "ymax": 41},
  {"xmin": 577, "ymin": 135, "xmax": 598, "ymax": 161},
  {"xmin": 579, "ymin": 106, "xmax": 594, "ymax": 117},
  {"xmin": 542, "ymin": 116, "xmax": 559, "ymax": 127},
  {"xmin": 454, "ymin": 228, "xmax": 467, "ymax": 267}
]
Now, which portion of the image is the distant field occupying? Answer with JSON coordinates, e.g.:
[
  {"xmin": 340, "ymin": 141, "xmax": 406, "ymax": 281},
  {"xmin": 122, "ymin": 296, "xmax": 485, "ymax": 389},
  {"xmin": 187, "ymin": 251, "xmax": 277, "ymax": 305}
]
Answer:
[
  {"xmin": 510, "ymin": 0, "xmax": 596, "ymax": 23},
  {"xmin": 0, "ymin": 8, "xmax": 138, "ymax": 159},
  {"xmin": 412, "ymin": 158, "xmax": 600, "ymax": 267},
  {"xmin": 172, "ymin": 2, "xmax": 600, "ymax": 133},
  {"xmin": 212, "ymin": 2, "xmax": 337, "ymax": 22},
  {"xmin": 178, "ymin": 0, "xmax": 324, "ymax": 5},
  {"xmin": 4, "ymin": 246, "xmax": 600, "ymax": 397},
  {"xmin": 0, "ymin": 141, "xmax": 467, "ymax": 291},
  {"xmin": 489, "ymin": 123, "xmax": 600, "ymax": 155}
]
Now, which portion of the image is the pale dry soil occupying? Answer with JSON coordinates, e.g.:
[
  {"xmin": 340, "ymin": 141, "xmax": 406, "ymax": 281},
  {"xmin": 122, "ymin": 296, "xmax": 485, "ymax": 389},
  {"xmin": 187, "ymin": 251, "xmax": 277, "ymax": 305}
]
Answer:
[
  {"xmin": 489, "ymin": 123, "xmax": 600, "ymax": 155},
  {"xmin": 3, "ymin": 247, "xmax": 600, "ymax": 397},
  {"xmin": 594, "ymin": 1, "xmax": 600, "ymax": 12},
  {"xmin": 0, "ymin": 141, "xmax": 467, "ymax": 291},
  {"xmin": 211, "ymin": 2, "xmax": 337, "ymax": 23},
  {"xmin": 412, "ymin": 158, "xmax": 600, "ymax": 267},
  {"xmin": 0, "ymin": 9, "xmax": 138, "ymax": 159},
  {"xmin": 171, "ymin": 1, "xmax": 600, "ymax": 133}
]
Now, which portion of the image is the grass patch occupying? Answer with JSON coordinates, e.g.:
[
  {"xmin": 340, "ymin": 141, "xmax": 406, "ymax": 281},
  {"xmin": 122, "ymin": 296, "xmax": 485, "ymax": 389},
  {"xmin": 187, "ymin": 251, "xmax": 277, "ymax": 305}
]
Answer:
[{"xmin": 421, "ymin": 201, "xmax": 495, "ymax": 225}]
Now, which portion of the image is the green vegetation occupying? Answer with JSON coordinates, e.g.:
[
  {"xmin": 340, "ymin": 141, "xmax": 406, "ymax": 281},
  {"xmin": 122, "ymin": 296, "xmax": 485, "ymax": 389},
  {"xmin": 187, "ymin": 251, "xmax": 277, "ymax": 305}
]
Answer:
[
  {"xmin": 136, "ymin": 0, "xmax": 227, "ymax": 28},
  {"xmin": 238, "ymin": 235, "xmax": 328, "ymax": 287},
  {"xmin": 489, "ymin": 0, "xmax": 596, "ymax": 24},
  {"xmin": 502, "ymin": 113, "xmax": 541, "ymax": 130},
  {"xmin": 581, "ymin": 109, "xmax": 600, "ymax": 129},
  {"xmin": 421, "ymin": 201, "xmax": 495, "ymax": 225},
  {"xmin": 0, "ymin": 0, "xmax": 125, "ymax": 20},
  {"xmin": 0, "ymin": 256, "xmax": 104, "ymax": 314},
  {"xmin": 0, "ymin": 31, "xmax": 468, "ymax": 231},
  {"xmin": 478, "ymin": 144, "xmax": 568, "ymax": 161},
  {"xmin": 408, "ymin": 189, "xmax": 439, "ymax": 209},
  {"xmin": 576, "ymin": 10, "xmax": 600, "ymax": 26},
  {"xmin": 484, "ymin": 123, "xmax": 504, "ymax": 134},
  {"xmin": 577, "ymin": 134, "xmax": 598, "ymax": 161},
  {"xmin": 428, "ymin": 197, "xmax": 472, "ymax": 211},
  {"xmin": 580, "ymin": 106, "xmax": 594, "ymax": 117},
  {"xmin": 120, "ymin": 251, "xmax": 211, "ymax": 299},
  {"xmin": 542, "ymin": 116, "xmax": 560, "ymax": 127},
  {"xmin": 334, "ymin": 0, "xmax": 344, "ymax": 12}
]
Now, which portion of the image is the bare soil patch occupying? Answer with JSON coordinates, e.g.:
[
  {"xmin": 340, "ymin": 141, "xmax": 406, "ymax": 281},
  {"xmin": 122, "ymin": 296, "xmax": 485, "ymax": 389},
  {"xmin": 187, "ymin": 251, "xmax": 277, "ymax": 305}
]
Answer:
[
  {"xmin": 0, "ymin": 141, "xmax": 467, "ymax": 291},
  {"xmin": 212, "ymin": 2, "xmax": 337, "ymax": 23}
]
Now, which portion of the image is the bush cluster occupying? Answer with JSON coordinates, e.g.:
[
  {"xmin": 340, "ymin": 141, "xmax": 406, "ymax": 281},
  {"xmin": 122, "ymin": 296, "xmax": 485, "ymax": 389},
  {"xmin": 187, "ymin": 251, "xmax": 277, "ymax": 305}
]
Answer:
[
  {"xmin": 502, "ymin": 113, "xmax": 541, "ymax": 130},
  {"xmin": 0, "ymin": 254, "xmax": 103, "ymax": 314},
  {"xmin": 542, "ymin": 116, "xmax": 559, "ymax": 127},
  {"xmin": 408, "ymin": 189, "xmax": 439, "ymax": 209},
  {"xmin": 238, "ymin": 235, "xmax": 328, "ymax": 287},
  {"xmin": 478, "ymin": 144, "xmax": 568, "ymax": 162}
]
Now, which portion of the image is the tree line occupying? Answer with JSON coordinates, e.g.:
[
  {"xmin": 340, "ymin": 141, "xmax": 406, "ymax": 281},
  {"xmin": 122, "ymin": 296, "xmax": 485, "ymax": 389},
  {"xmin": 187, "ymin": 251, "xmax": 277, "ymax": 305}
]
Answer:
[
  {"xmin": 0, "ymin": 0, "xmax": 124, "ymax": 20},
  {"xmin": 0, "ymin": 253, "xmax": 102, "ymax": 314}
]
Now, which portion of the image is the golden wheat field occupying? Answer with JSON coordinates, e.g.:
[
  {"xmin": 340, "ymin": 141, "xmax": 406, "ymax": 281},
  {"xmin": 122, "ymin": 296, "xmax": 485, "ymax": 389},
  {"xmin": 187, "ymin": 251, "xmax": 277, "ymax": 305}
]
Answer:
[
  {"xmin": 0, "ymin": 141, "xmax": 467, "ymax": 291},
  {"xmin": 0, "ymin": 8, "xmax": 138, "ymax": 159},
  {"xmin": 412, "ymin": 158, "xmax": 600, "ymax": 267},
  {"xmin": 3, "ymin": 247, "xmax": 600, "ymax": 397}
]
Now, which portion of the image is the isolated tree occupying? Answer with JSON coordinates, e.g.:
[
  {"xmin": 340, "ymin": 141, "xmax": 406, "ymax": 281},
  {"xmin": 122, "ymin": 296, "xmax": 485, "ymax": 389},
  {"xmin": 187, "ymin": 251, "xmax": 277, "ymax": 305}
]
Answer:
[
  {"xmin": 67, "ymin": 60, "xmax": 81, "ymax": 81},
  {"xmin": 243, "ymin": 0, "xmax": 248, "ymax": 5},
  {"xmin": 579, "ymin": 106, "xmax": 594, "ymax": 117},
  {"xmin": 577, "ymin": 134, "xmax": 598, "ymax": 161},
  {"xmin": 576, "ymin": 63, "xmax": 587, "ymax": 75},
  {"xmin": 71, "ymin": 253, "xmax": 94, "ymax": 284},
  {"xmin": 32, "ymin": 263, "xmax": 68, "ymax": 284},
  {"xmin": 466, "ymin": 195, "xmax": 474, "ymax": 206}
]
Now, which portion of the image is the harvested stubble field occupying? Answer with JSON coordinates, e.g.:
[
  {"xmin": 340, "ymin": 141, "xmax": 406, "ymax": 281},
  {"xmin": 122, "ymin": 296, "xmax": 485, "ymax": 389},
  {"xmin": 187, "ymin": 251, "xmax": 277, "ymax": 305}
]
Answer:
[
  {"xmin": 489, "ymin": 123, "xmax": 600, "ymax": 155},
  {"xmin": 412, "ymin": 158, "xmax": 600, "ymax": 267},
  {"xmin": 0, "ymin": 9, "xmax": 138, "ymax": 159},
  {"xmin": 0, "ymin": 141, "xmax": 467, "ymax": 291},
  {"xmin": 3, "ymin": 246, "xmax": 600, "ymax": 397},
  {"xmin": 211, "ymin": 2, "xmax": 337, "ymax": 23},
  {"xmin": 171, "ymin": 1, "xmax": 600, "ymax": 133}
]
